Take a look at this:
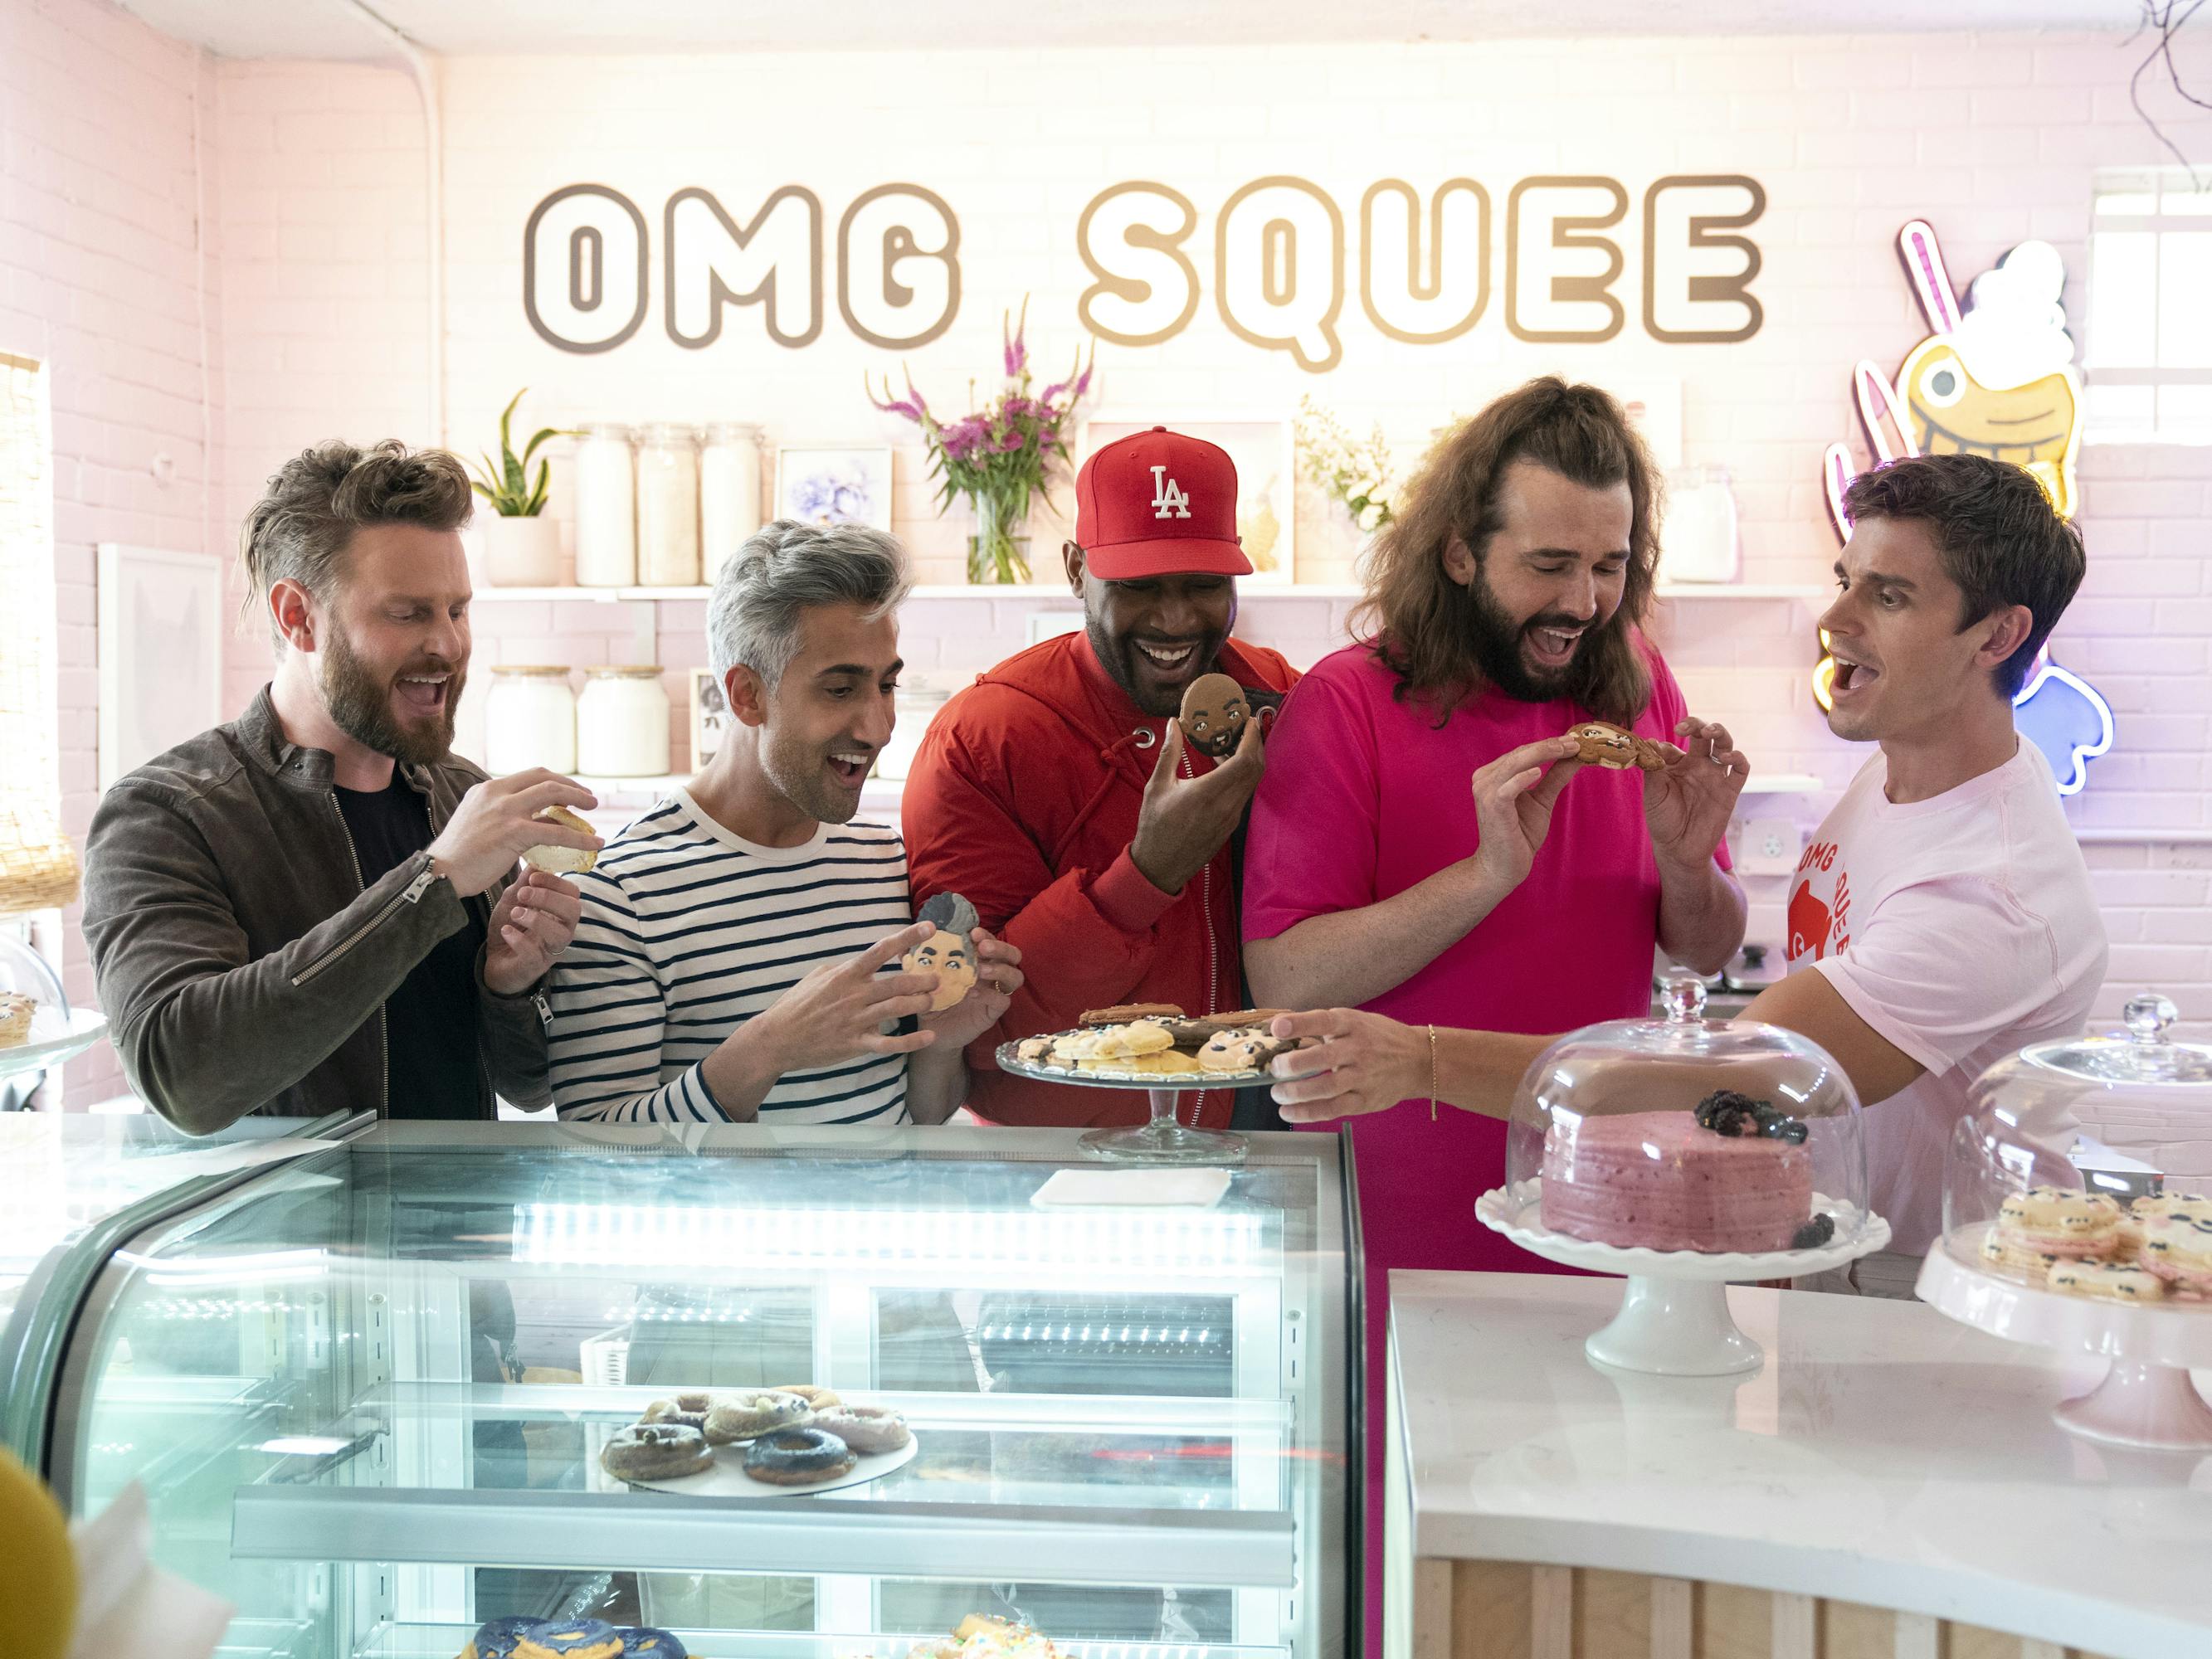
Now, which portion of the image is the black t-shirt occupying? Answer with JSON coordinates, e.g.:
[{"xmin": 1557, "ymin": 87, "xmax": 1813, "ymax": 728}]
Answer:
[{"xmin": 334, "ymin": 776, "xmax": 485, "ymax": 1121}]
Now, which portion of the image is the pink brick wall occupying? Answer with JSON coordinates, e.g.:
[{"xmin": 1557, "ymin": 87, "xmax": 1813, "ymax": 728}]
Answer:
[
  {"xmin": 22, "ymin": 20, "xmax": 2212, "ymax": 1133},
  {"xmin": 2, "ymin": 0, "xmax": 222, "ymax": 1103}
]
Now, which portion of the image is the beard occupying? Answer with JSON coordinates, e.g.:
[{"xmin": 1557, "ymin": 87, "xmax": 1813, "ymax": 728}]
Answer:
[
  {"xmin": 1084, "ymin": 612, "xmax": 1229, "ymax": 719},
  {"xmin": 759, "ymin": 728, "xmax": 864, "ymax": 826},
  {"xmin": 1459, "ymin": 566, "xmax": 1610, "ymax": 706},
  {"xmin": 319, "ymin": 624, "xmax": 460, "ymax": 767}
]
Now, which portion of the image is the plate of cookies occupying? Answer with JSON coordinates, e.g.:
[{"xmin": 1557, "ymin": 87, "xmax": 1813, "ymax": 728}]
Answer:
[
  {"xmin": 597, "ymin": 1384, "xmax": 918, "ymax": 1498},
  {"xmin": 996, "ymin": 1004, "xmax": 1309, "ymax": 1088}
]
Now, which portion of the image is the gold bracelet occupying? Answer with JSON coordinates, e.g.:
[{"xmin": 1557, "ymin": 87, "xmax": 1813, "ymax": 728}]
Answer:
[{"xmin": 1427, "ymin": 1023, "xmax": 1439, "ymax": 1121}]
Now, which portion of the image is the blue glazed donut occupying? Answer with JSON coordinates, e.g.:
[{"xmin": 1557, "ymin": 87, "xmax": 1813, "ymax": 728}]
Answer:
[
  {"xmin": 742, "ymin": 1426, "xmax": 856, "ymax": 1485},
  {"xmin": 464, "ymin": 1618, "xmax": 543, "ymax": 1659},
  {"xmin": 621, "ymin": 1631, "xmax": 689, "ymax": 1657},
  {"xmin": 513, "ymin": 1621, "xmax": 624, "ymax": 1659}
]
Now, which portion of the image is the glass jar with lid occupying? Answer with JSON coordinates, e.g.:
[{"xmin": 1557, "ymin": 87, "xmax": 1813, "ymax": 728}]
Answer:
[
  {"xmin": 577, "ymin": 666, "xmax": 672, "ymax": 778},
  {"xmin": 484, "ymin": 666, "xmax": 576, "ymax": 775},
  {"xmin": 872, "ymin": 675, "xmax": 953, "ymax": 782},
  {"xmin": 634, "ymin": 423, "xmax": 701, "ymax": 588},
  {"xmin": 698, "ymin": 422, "xmax": 763, "ymax": 582},
  {"xmin": 1507, "ymin": 974, "xmax": 1871, "ymax": 1257},
  {"xmin": 572, "ymin": 423, "xmax": 636, "ymax": 587}
]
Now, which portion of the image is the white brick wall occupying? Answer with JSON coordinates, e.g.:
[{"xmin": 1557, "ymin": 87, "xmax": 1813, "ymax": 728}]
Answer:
[
  {"xmin": 20, "ymin": 16, "xmax": 2212, "ymax": 1125},
  {"xmin": 2, "ymin": 0, "xmax": 222, "ymax": 1102}
]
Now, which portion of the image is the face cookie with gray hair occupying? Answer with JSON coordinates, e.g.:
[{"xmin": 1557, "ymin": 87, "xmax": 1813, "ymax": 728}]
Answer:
[
  {"xmin": 1177, "ymin": 673, "xmax": 1251, "ymax": 759},
  {"xmin": 905, "ymin": 892, "xmax": 979, "ymax": 1012}
]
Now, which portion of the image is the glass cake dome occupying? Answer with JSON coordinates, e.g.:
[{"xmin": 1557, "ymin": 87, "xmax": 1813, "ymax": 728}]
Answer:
[
  {"xmin": 1942, "ymin": 990, "xmax": 2212, "ymax": 1287},
  {"xmin": 1510, "ymin": 973, "xmax": 1872, "ymax": 1256}
]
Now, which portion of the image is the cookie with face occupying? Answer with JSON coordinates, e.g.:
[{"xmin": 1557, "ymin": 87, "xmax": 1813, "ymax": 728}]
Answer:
[
  {"xmin": 1179, "ymin": 673, "xmax": 1252, "ymax": 759},
  {"xmin": 906, "ymin": 893, "xmax": 980, "ymax": 1013},
  {"xmin": 1567, "ymin": 721, "xmax": 1663, "ymax": 771},
  {"xmin": 1197, "ymin": 1028, "xmax": 1297, "ymax": 1073}
]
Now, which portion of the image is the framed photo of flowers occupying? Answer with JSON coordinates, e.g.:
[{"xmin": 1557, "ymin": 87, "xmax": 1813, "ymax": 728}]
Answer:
[
  {"xmin": 775, "ymin": 446, "xmax": 894, "ymax": 533},
  {"xmin": 1078, "ymin": 413, "xmax": 1295, "ymax": 584}
]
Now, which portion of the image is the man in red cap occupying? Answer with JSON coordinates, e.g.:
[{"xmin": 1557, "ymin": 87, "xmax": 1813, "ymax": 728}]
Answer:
[{"xmin": 904, "ymin": 427, "xmax": 1299, "ymax": 1127}]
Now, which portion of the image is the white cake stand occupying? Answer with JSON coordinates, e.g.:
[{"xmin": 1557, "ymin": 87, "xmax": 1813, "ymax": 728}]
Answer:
[
  {"xmin": 996, "ymin": 1039, "xmax": 1261, "ymax": 1165},
  {"xmin": 1477, "ymin": 1178, "xmax": 1891, "ymax": 1376},
  {"xmin": 1917, "ymin": 1225, "xmax": 2212, "ymax": 1451},
  {"xmin": 0, "ymin": 1008, "xmax": 108, "ymax": 1084}
]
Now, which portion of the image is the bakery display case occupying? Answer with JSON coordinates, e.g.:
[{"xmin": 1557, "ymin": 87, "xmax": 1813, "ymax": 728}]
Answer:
[{"xmin": 24, "ymin": 1119, "xmax": 1357, "ymax": 1659}]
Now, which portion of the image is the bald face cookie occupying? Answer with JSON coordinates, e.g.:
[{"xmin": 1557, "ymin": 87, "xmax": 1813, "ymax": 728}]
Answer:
[
  {"xmin": 1179, "ymin": 673, "xmax": 1251, "ymax": 759},
  {"xmin": 1567, "ymin": 721, "xmax": 1663, "ymax": 772},
  {"xmin": 906, "ymin": 893, "xmax": 980, "ymax": 1012}
]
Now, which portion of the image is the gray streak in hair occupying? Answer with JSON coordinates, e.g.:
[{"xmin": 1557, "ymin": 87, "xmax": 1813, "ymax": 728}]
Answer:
[{"xmin": 707, "ymin": 518, "xmax": 910, "ymax": 692}]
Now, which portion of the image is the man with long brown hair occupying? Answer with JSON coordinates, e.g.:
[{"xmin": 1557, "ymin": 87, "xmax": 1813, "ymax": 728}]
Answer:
[{"xmin": 1243, "ymin": 380, "xmax": 1744, "ymax": 1628}]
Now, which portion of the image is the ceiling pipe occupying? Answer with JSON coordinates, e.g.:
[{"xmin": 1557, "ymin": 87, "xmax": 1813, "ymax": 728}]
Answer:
[{"xmin": 327, "ymin": 0, "xmax": 445, "ymax": 446}]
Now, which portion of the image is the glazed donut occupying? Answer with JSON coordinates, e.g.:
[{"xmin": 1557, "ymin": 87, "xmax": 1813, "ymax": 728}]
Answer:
[
  {"xmin": 812, "ymin": 1403, "xmax": 910, "ymax": 1453},
  {"xmin": 768, "ymin": 1383, "xmax": 843, "ymax": 1412},
  {"xmin": 743, "ymin": 1427, "xmax": 857, "ymax": 1486},
  {"xmin": 462, "ymin": 1617, "xmax": 543, "ymax": 1659},
  {"xmin": 620, "ymin": 1630, "xmax": 688, "ymax": 1657},
  {"xmin": 640, "ymin": 1392, "xmax": 715, "ymax": 1433},
  {"xmin": 700, "ymin": 1389, "xmax": 811, "ymax": 1444},
  {"xmin": 599, "ymin": 1422, "xmax": 713, "ymax": 1483},
  {"xmin": 513, "ymin": 1623, "xmax": 625, "ymax": 1659}
]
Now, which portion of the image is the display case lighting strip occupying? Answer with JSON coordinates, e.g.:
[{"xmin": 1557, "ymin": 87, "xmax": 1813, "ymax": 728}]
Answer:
[{"xmin": 509, "ymin": 1203, "xmax": 1274, "ymax": 1276}]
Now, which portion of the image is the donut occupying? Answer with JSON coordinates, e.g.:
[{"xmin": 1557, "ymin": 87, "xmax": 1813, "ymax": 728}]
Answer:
[
  {"xmin": 513, "ymin": 1621, "xmax": 625, "ymax": 1659},
  {"xmin": 0, "ymin": 991, "xmax": 33, "ymax": 1048},
  {"xmin": 1566, "ymin": 720, "xmax": 1664, "ymax": 771},
  {"xmin": 1996, "ymin": 1185, "xmax": 2123, "ymax": 1259},
  {"xmin": 812, "ymin": 1404, "xmax": 910, "ymax": 1453},
  {"xmin": 640, "ymin": 1392, "xmax": 715, "ymax": 1433},
  {"xmin": 2047, "ymin": 1259, "xmax": 2166, "ymax": 1304},
  {"xmin": 522, "ymin": 805, "xmax": 598, "ymax": 875},
  {"xmin": 463, "ymin": 1617, "xmax": 543, "ymax": 1659},
  {"xmin": 620, "ymin": 1630, "xmax": 688, "ymax": 1657},
  {"xmin": 701, "ymin": 1389, "xmax": 811, "ymax": 1444},
  {"xmin": 743, "ymin": 1427, "xmax": 856, "ymax": 1486},
  {"xmin": 768, "ymin": 1384, "xmax": 843, "ymax": 1412},
  {"xmin": 599, "ymin": 1423, "xmax": 713, "ymax": 1483}
]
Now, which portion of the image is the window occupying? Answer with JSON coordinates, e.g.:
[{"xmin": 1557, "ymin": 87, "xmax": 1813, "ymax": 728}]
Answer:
[
  {"xmin": 2085, "ymin": 169, "xmax": 2212, "ymax": 442},
  {"xmin": 0, "ymin": 350, "xmax": 79, "ymax": 922}
]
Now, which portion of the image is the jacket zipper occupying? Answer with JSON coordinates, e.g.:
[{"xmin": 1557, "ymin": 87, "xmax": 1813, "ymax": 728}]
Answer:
[{"xmin": 1187, "ymin": 736, "xmax": 1221, "ymax": 1131}]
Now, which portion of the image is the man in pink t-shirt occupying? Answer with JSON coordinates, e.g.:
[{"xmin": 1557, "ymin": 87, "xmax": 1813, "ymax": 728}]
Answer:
[{"xmin": 1242, "ymin": 380, "xmax": 1745, "ymax": 1643}]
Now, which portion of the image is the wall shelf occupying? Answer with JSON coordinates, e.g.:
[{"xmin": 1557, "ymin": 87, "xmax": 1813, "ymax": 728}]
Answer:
[
  {"xmin": 1739, "ymin": 773, "xmax": 1825, "ymax": 795},
  {"xmin": 475, "ymin": 581, "xmax": 1825, "ymax": 605}
]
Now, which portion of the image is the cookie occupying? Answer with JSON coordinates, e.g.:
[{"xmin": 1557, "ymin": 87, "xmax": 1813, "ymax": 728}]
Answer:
[
  {"xmin": 1080, "ymin": 1003, "xmax": 1184, "ymax": 1026},
  {"xmin": 1201, "ymin": 1008, "xmax": 1290, "ymax": 1032},
  {"xmin": 2139, "ymin": 1211, "xmax": 2212, "ymax": 1295},
  {"xmin": 1566, "ymin": 720, "xmax": 1663, "ymax": 771},
  {"xmin": 1997, "ymin": 1185, "xmax": 2123, "ymax": 1258},
  {"xmin": 1079, "ymin": 1049, "xmax": 1204, "ymax": 1078},
  {"xmin": 1178, "ymin": 673, "xmax": 1252, "ymax": 759},
  {"xmin": 2047, "ymin": 1259, "xmax": 2166, "ymax": 1304},
  {"xmin": 906, "ymin": 893, "xmax": 981, "ymax": 1013},
  {"xmin": 514, "ymin": 1623, "xmax": 625, "ymax": 1659},
  {"xmin": 600, "ymin": 1422, "xmax": 713, "ymax": 1482},
  {"xmin": 1198, "ymin": 1029, "xmax": 1296, "ymax": 1073},
  {"xmin": 521, "ymin": 804, "xmax": 599, "ymax": 874},
  {"xmin": 743, "ymin": 1427, "xmax": 857, "ymax": 1486},
  {"xmin": 1014, "ymin": 1036, "xmax": 1053, "ymax": 1063},
  {"xmin": 0, "ymin": 991, "xmax": 34, "ymax": 1048},
  {"xmin": 1980, "ymin": 1230, "xmax": 2063, "ymax": 1279}
]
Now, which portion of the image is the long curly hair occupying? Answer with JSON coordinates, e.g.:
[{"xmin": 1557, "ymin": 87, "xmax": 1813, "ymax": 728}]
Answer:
[{"xmin": 1352, "ymin": 377, "xmax": 1664, "ymax": 727}]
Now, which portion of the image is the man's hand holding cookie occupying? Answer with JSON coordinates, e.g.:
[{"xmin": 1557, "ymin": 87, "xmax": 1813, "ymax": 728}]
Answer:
[
  {"xmin": 1129, "ymin": 717, "xmax": 1265, "ymax": 896},
  {"xmin": 1644, "ymin": 718, "xmax": 1748, "ymax": 874}
]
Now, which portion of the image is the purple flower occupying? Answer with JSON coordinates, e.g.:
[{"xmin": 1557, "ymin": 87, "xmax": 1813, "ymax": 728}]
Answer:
[
  {"xmin": 998, "ymin": 428, "xmax": 1026, "ymax": 451},
  {"xmin": 1003, "ymin": 297, "xmax": 1030, "ymax": 378},
  {"xmin": 1005, "ymin": 397, "xmax": 1033, "ymax": 420}
]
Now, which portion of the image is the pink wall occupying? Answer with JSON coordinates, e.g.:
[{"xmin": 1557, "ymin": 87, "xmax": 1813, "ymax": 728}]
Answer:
[{"xmin": 2, "ymin": 0, "xmax": 222, "ymax": 1102}]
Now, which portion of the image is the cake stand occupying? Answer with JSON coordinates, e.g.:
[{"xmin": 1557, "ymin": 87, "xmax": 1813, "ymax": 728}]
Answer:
[
  {"xmin": 995, "ymin": 1039, "xmax": 1260, "ymax": 1165},
  {"xmin": 0, "ymin": 1008, "xmax": 109, "ymax": 1085},
  {"xmin": 1477, "ymin": 1179, "xmax": 1891, "ymax": 1376},
  {"xmin": 1918, "ymin": 1225, "xmax": 2212, "ymax": 1451}
]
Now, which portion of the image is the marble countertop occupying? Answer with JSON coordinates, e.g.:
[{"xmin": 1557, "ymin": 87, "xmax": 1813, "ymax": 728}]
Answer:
[{"xmin": 1390, "ymin": 1272, "xmax": 2212, "ymax": 1658}]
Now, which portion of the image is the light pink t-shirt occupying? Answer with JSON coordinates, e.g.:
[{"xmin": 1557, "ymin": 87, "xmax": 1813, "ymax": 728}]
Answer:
[{"xmin": 1786, "ymin": 740, "xmax": 2107, "ymax": 1254}]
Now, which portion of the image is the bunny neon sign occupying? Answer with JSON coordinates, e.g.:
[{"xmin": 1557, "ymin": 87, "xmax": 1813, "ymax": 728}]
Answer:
[{"xmin": 1816, "ymin": 220, "xmax": 2112, "ymax": 795}]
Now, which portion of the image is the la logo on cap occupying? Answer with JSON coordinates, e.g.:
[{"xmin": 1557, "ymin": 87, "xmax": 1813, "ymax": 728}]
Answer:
[{"xmin": 1074, "ymin": 426, "xmax": 1251, "ymax": 581}]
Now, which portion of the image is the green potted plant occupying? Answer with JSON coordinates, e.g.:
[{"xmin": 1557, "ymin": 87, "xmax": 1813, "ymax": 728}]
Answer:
[{"xmin": 467, "ymin": 389, "xmax": 573, "ymax": 586}]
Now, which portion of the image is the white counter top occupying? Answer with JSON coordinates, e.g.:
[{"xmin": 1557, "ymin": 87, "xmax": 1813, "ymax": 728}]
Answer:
[{"xmin": 1390, "ymin": 1271, "xmax": 2212, "ymax": 1658}]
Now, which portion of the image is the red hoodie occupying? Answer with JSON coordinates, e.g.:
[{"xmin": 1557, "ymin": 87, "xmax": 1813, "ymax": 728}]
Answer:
[{"xmin": 904, "ymin": 630, "xmax": 1300, "ymax": 1127}]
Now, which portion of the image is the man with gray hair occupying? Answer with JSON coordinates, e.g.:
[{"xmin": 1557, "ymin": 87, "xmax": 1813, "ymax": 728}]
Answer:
[
  {"xmin": 548, "ymin": 518, "xmax": 1023, "ymax": 1125},
  {"xmin": 84, "ymin": 440, "xmax": 601, "ymax": 1131}
]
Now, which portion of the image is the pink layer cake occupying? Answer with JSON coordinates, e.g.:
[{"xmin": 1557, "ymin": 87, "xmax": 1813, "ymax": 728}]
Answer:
[{"xmin": 1541, "ymin": 1109, "xmax": 1813, "ymax": 1253}]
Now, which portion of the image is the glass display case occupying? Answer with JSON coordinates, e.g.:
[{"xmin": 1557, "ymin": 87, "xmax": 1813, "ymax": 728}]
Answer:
[{"xmin": 27, "ymin": 1120, "xmax": 1357, "ymax": 1659}]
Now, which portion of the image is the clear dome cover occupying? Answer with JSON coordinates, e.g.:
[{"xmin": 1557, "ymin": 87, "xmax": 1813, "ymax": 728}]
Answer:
[
  {"xmin": 1510, "ymin": 974, "xmax": 1870, "ymax": 1255},
  {"xmin": 1943, "ymin": 990, "xmax": 2212, "ymax": 1297}
]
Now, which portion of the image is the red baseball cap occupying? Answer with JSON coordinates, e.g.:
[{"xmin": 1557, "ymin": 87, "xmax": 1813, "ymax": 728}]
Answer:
[{"xmin": 1074, "ymin": 426, "xmax": 1250, "ymax": 580}]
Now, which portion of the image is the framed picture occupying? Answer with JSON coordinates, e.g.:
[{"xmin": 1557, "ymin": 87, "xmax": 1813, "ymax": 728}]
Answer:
[
  {"xmin": 1078, "ymin": 413, "xmax": 1295, "ymax": 584},
  {"xmin": 775, "ymin": 446, "xmax": 894, "ymax": 533},
  {"xmin": 689, "ymin": 667, "xmax": 730, "ymax": 768},
  {"xmin": 97, "ymin": 543, "xmax": 223, "ymax": 788}
]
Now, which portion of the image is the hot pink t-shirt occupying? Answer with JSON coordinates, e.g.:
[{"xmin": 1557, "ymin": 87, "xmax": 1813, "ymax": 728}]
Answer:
[{"xmin": 1243, "ymin": 637, "xmax": 1725, "ymax": 1272}]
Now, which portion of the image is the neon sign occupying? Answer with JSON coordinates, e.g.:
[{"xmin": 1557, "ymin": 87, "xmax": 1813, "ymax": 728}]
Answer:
[{"xmin": 1817, "ymin": 221, "xmax": 2113, "ymax": 795}]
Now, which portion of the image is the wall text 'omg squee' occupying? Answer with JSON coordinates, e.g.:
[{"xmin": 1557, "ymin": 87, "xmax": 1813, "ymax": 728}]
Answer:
[{"xmin": 523, "ymin": 175, "xmax": 1766, "ymax": 368}]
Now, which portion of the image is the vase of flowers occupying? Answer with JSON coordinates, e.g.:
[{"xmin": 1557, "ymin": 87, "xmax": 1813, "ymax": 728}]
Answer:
[
  {"xmin": 870, "ymin": 300, "xmax": 1094, "ymax": 585},
  {"xmin": 1295, "ymin": 394, "xmax": 1397, "ymax": 535}
]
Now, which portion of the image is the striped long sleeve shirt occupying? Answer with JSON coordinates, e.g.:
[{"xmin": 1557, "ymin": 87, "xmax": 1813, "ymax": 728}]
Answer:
[{"xmin": 548, "ymin": 790, "xmax": 914, "ymax": 1125}]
